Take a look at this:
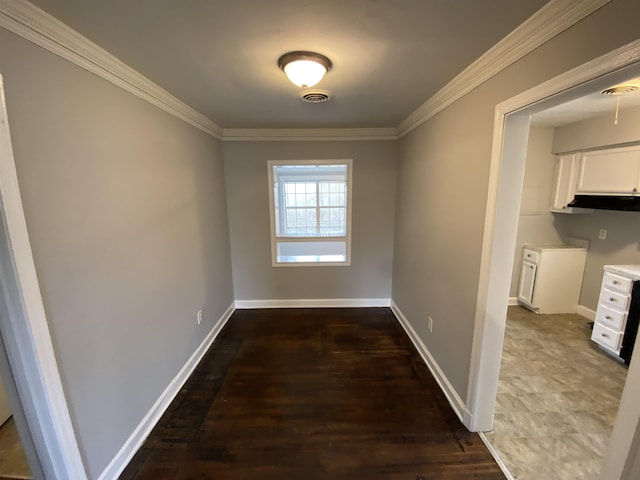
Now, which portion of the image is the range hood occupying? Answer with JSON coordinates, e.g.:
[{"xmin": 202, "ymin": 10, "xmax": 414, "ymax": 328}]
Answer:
[{"xmin": 568, "ymin": 195, "xmax": 640, "ymax": 211}]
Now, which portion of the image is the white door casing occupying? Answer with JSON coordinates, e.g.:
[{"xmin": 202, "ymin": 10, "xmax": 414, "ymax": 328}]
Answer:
[
  {"xmin": 0, "ymin": 74, "xmax": 87, "ymax": 479},
  {"xmin": 467, "ymin": 39, "xmax": 640, "ymax": 480}
]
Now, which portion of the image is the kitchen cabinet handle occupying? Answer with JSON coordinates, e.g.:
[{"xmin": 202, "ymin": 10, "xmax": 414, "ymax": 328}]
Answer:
[
  {"xmin": 609, "ymin": 297, "xmax": 616, "ymax": 302},
  {"xmin": 601, "ymin": 333, "xmax": 609, "ymax": 338},
  {"xmin": 612, "ymin": 280, "xmax": 619, "ymax": 285},
  {"xmin": 605, "ymin": 315, "xmax": 612, "ymax": 319},
  {"xmin": 530, "ymin": 266, "xmax": 534, "ymax": 269},
  {"xmin": 634, "ymin": 187, "xmax": 638, "ymax": 193}
]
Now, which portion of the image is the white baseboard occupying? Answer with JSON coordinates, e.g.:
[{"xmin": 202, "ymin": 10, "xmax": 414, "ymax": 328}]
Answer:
[
  {"xmin": 97, "ymin": 302, "xmax": 236, "ymax": 480},
  {"xmin": 508, "ymin": 297, "xmax": 519, "ymax": 306},
  {"xmin": 389, "ymin": 300, "xmax": 471, "ymax": 426},
  {"xmin": 234, "ymin": 298, "xmax": 390, "ymax": 309},
  {"xmin": 575, "ymin": 304, "xmax": 596, "ymax": 321}
]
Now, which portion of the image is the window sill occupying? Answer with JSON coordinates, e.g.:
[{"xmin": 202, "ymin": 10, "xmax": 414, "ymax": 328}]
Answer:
[{"xmin": 274, "ymin": 254, "xmax": 350, "ymax": 267}]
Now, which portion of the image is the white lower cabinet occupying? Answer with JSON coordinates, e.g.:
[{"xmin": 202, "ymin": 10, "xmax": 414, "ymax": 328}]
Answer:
[
  {"xmin": 517, "ymin": 246, "xmax": 587, "ymax": 314},
  {"xmin": 592, "ymin": 321, "xmax": 623, "ymax": 352},
  {"xmin": 591, "ymin": 267, "xmax": 638, "ymax": 361},
  {"xmin": 518, "ymin": 261, "xmax": 536, "ymax": 305}
]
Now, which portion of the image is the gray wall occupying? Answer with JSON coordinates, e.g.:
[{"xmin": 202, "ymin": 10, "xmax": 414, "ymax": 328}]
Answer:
[
  {"xmin": 564, "ymin": 211, "xmax": 640, "ymax": 311},
  {"xmin": 224, "ymin": 141, "xmax": 398, "ymax": 301},
  {"xmin": 551, "ymin": 107, "xmax": 640, "ymax": 311},
  {"xmin": 0, "ymin": 28, "xmax": 234, "ymax": 479},
  {"xmin": 510, "ymin": 127, "xmax": 568, "ymax": 297},
  {"xmin": 391, "ymin": 0, "xmax": 639, "ymax": 401},
  {"xmin": 553, "ymin": 104, "xmax": 640, "ymax": 154}
]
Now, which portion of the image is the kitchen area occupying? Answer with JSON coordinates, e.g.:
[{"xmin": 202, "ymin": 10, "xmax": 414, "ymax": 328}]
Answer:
[
  {"xmin": 487, "ymin": 83, "xmax": 640, "ymax": 479},
  {"xmin": 511, "ymin": 97, "xmax": 640, "ymax": 364}
]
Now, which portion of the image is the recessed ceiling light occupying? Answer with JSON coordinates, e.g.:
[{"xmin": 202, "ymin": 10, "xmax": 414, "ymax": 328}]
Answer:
[{"xmin": 278, "ymin": 51, "xmax": 333, "ymax": 89}]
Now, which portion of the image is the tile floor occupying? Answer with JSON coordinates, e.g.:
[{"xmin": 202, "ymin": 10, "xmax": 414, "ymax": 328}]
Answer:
[
  {"xmin": 484, "ymin": 306, "xmax": 628, "ymax": 480},
  {"xmin": 0, "ymin": 417, "xmax": 31, "ymax": 479}
]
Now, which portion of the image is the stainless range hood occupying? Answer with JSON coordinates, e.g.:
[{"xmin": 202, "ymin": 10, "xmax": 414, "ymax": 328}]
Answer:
[{"xmin": 568, "ymin": 195, "xmax": 640, "ymax": 211}]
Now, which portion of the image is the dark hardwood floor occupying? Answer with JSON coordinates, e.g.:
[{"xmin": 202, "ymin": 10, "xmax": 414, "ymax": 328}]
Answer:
[{"xmin": 120, "ymin": 308, "xmax": 504, "ymax": 479}]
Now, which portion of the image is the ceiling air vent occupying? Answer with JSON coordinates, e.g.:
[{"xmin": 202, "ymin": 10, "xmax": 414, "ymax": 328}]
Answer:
[
  {"xmin": 299, "ymin": 89, "xmax": 333, "ymax": 104},
  {"xmin": 601, "ymin": 84, "xmax": 639, "ymax": 95}
]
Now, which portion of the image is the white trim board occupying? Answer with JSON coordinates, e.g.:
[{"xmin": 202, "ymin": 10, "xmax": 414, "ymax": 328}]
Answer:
[
  {"xmin": 389, "ymin": 300, "xmax": 471, "ymax": 427},
  {"xmin": 0, "ymin": 0, "xmax": 609, "ymax": 143},
  {"xmin": 97, "ymin": 302, "xmax": 235, "ymax": 480},
  {"xmin": 222, "ymin": 128, "xmax": 399, "ymax": 142},
  {"xmin": 0, "ymin": 74, "xmax": 87, "ymax": 479},
  {"xmin": 509, "ymin": 298, "xmax": 595, "ymax": 319},
  {"xmin": 235, "ymin": 298, "xmax": 390, "ymax": 309},
  {"xmin": 0, "ymin": 0, "xmax": 222, "ymax": 139},
  {"xmin": 575, "ymin": 305, "xmax": 596, "ymax": 321},
  {"xmin": 396, "ymin": 0, "xmax": 611, "ymax": 137}
]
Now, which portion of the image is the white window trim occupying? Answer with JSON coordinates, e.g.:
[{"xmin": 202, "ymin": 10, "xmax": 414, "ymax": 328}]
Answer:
[{"xmin": 268, "ymin": 159, "xmax": 353, "ymax": 267}]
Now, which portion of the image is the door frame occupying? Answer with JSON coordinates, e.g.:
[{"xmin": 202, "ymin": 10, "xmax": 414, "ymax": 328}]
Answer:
[
  {"xmin": 467, "ymin": 39, "xmax": 640, "ymax": 479},
  {"xmin": 0, "ymin": 74, "xmax": 87, "ymax": 478}
]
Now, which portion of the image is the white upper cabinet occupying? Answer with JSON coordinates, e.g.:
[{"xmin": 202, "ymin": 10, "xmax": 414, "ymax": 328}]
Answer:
[
  {"xmin": 551, "ymin": 153, "xmax": 580, "ymax": 211},
  {"xmin": 576, "ymin": 145, "xmax": 640, "ymax": 195}
]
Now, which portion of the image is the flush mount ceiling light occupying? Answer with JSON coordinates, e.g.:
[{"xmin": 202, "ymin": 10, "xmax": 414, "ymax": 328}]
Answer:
[{"xmin": 278, "ymin": 51, "xmax": 333, "ymax": 88}]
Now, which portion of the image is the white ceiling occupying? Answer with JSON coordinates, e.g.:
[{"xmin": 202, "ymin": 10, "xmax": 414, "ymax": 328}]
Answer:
[
  {"xmin": 531, "ymin": 80, "xmax": 640, "ymax": 127},
  {"xmin": 28, "ymin": 0, "xmax": 548, "ymax": 129}
]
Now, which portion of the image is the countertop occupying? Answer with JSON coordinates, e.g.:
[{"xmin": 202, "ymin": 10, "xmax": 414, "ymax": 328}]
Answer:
[{"xmin": 604, "ymin": 265, "xmax": 640, "ymax": 281}]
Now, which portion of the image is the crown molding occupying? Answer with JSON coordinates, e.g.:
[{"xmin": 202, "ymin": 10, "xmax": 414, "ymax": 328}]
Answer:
[
  {"xmin": 397, "ymin": 0, "xmax": 612, "ymax": 137},
  {"xmin": 0, "ymin": 0, "xmax": 223, "ymax": 139},
  {"xmin": 0, "ymin": 0, "xmax": 611, "ymax": 141},
  {"xmin": 222, "ymin": 128, "xmax": 399, "ymax": 141}
]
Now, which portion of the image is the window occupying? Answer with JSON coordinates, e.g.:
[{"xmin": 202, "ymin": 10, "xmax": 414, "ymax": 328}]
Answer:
[{"xmin": 268, "ymin": 159, "xmax": 352, "ymax": 265}]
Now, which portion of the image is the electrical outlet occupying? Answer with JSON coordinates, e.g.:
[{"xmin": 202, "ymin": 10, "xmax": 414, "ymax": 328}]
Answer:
[
  {"xmin": 428, "ymin": 316, "xmax": 433, "ymax": 333},
  {"xmin": 599, "ymin": 229, "xmax": 607, "ymax": 240},
  {"xmin": 197, "ymin": 309, "xmax": 203, "ymax": 325}
]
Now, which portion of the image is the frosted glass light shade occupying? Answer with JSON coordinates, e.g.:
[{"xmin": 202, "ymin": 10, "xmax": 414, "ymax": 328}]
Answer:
[
  {"xmin": 278, "ymin": 51, "xmax": 333, "ymax": 89},
  {"xmin": 283, "ymin": 60, "xmax": 327, "ymax": 88}
]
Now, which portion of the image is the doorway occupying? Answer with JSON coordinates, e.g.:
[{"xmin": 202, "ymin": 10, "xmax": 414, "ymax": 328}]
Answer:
[
  {"xmin": 0, "ymin": 365, "xmax": 32, "ymax": 478},
  {"xmin": 467, "ymin": 39, "xmax": 640, "ymax": 480}
]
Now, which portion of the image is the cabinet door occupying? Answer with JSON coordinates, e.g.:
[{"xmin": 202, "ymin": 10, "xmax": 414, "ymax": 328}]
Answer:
[
  {"xmin": 552, "ymin": 153, "xmax": 580, "ymax": 210},
  {"xmin": 518, "ymin": 261, "xmax": 537, "ymax": 305},
  {"xmin": 576, "ymin": 146, "xmax": 640, "ymax": 195}
]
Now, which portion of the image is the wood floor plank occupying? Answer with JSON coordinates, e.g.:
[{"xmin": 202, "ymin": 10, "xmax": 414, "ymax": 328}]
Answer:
[{"xmin": 120, "ymin": 308, "xmax": 504, "ymax": 479}]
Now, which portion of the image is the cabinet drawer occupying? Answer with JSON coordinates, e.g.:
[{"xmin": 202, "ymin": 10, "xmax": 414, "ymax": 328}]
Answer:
[
  {"xmin": 592, "ymin": 322, "xmax": 623, "ymax": 353},
  {"xmin": 602, "ymin": 271, "xmax": 633, "ymax": 294},
  {"xmin": 522, "ymin": 249, "xmax": 540, "ymax": 264},
  {"xmin": 599, "ymin": 288, "xmax": 630, "ymax": 311},
  {"xmin": 596, "ymin": 304, "xmax": 627, "ymax": 331}
]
